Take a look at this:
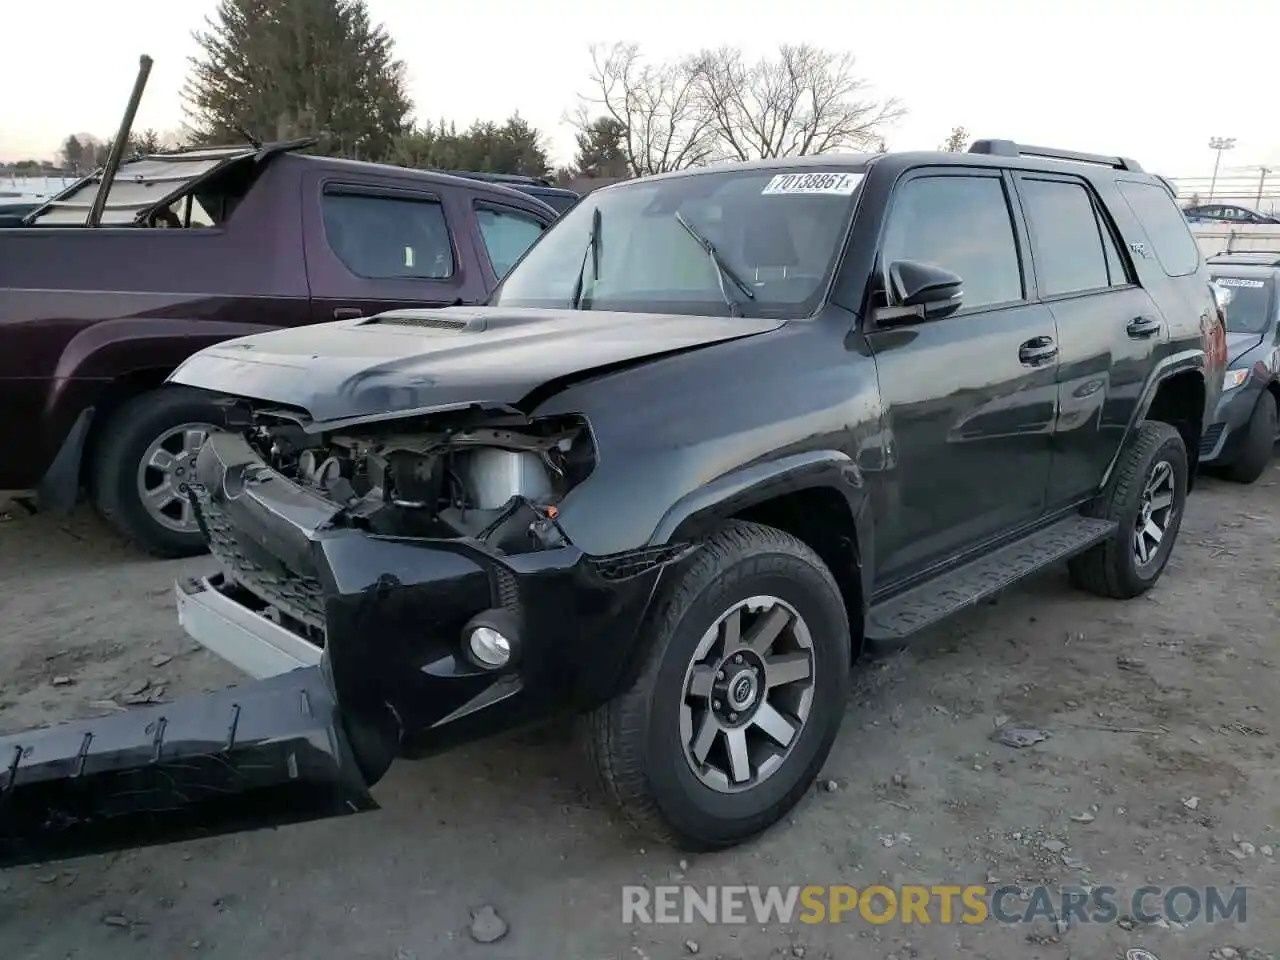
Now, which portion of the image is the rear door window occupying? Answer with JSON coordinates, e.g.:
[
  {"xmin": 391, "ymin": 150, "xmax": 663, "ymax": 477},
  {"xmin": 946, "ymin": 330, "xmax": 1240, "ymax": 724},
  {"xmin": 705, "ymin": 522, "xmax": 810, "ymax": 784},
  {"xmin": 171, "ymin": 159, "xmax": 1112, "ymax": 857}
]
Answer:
[
  {"xmin": 1116, "ymin": 180, "xmax": 1201, "ymax": 277},
  {"xmin": 1018, "ymin": 177, "xmax": 1131, "ymax": 295},
  {"xmin": 475, "ymin": 203, "xmax": 547, "ymax": 278},
  {"xmin": 321, "ymin": 190, "xmax": 455, "ymax": 280}
]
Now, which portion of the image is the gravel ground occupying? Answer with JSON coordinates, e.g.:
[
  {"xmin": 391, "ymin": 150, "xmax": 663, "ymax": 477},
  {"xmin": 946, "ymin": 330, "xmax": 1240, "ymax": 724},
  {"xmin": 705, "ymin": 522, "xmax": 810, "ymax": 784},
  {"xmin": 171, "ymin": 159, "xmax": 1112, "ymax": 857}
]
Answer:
[{"xmin": 1, "ymin": 465, "xmax": 1277, "ymax": 960}]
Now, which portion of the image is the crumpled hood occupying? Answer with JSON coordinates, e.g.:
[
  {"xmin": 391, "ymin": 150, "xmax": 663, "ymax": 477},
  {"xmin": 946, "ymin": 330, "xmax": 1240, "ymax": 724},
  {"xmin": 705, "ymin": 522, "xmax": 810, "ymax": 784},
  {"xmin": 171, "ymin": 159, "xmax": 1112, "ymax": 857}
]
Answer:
[{"xmin": 169, "ymin": 306, "xmax": 783, "ymax": 425}]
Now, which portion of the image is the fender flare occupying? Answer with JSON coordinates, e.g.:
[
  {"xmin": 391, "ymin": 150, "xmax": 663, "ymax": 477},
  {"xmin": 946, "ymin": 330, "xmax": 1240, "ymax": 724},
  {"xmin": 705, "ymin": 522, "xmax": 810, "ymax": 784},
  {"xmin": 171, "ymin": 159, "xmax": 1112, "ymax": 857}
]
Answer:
[
  {"xmin": 649, "ymin": 450, "xmax": 863, "ymax": 546},
  {"xmin": 1102, "ymin": 349, "xmax": 1206, "ymax": 488},
  {"xmin": 647, "ymin": 449, "xmax": 873, "ymax": 615}
]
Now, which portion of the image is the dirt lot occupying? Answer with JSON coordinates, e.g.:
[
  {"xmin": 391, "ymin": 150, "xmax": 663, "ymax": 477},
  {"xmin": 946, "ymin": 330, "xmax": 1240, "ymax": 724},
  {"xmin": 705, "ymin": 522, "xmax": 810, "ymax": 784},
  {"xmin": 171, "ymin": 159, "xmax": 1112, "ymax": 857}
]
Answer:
[{"xmin": 1, "ymin": 466, "xmax": 1277, "ymax": 960}]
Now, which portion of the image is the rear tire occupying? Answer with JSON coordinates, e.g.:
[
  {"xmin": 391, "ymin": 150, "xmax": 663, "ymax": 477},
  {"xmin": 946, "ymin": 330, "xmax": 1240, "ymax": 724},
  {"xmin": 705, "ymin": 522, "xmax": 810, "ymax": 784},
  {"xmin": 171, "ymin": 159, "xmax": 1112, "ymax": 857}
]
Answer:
[
  {"xmin": 1223, "ymin": 392, "xmax": 1277, "ymax": 485},
  {"xmin": 1069, "ymin": 420, "xmax": 1187, "ymax": 599},
  {"xmin": 89, "ymin": 386, "xmax": 222, "ymax": 558},
  {"xmin": 580, "ymin": 520, "xmax": 851, "ymax": 850}
]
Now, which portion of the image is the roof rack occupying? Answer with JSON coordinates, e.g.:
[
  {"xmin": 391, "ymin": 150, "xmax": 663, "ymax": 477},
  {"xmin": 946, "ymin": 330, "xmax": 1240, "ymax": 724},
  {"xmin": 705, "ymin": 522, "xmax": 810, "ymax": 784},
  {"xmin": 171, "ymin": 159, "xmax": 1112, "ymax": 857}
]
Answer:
[
  {"xmin": 967, "ymin": 139, "xmax": 1143, "ymax": 173},
  {"xmin": 1207, "ymin": 250, "xmax": 1280, "ymax": 266}
]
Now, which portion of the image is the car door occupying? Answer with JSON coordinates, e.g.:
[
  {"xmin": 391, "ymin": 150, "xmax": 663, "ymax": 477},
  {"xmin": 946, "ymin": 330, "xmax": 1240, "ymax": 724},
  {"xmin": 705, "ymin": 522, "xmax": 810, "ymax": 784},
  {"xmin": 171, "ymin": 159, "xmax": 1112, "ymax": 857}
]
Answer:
[
  {"xmin": 303, "ymin": 175, "xmax": 485, "ymax": 323},
  {"xmin": 866, "ymin": 169, "xmax": 1059, "ymax": 583},
  {"xmin": 1012, "ymin": 172, "xmax": 1166, "ymax": 506}
]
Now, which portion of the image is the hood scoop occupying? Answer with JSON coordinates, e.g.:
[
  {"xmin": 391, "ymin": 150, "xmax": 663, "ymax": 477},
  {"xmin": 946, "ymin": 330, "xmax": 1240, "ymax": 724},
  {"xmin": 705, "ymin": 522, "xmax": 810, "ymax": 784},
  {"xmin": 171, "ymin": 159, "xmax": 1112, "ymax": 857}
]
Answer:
[{"xmin": 364, "ymin": 310, "xmax": 489, "ymax": 333}]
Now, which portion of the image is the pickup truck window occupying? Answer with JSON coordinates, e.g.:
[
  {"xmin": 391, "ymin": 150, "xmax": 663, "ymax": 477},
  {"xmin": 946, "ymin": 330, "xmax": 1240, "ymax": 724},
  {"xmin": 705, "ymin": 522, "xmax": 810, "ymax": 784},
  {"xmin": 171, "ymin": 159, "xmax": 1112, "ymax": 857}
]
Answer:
[
  {"xmin": 881, "ymin": 175, "xmax": 1023, "ymax": 310},
  {"xmin": 493, "ymin": 167, "xmax": 861, "ymax": 318},
  {"xmin": 475, "ymin": 203, "xmax": 545, "ymax": 278},
  {"xmin": 322, "ymin": 191, "xmax": 454, "ymax": 280},
  {"xmin": 1117, "ymin": 180, "xmax": 1200, "ymax": 278},
  {"xmin": 1019, "ymin": 178, "xmax": 1124, "ymax": 296}
]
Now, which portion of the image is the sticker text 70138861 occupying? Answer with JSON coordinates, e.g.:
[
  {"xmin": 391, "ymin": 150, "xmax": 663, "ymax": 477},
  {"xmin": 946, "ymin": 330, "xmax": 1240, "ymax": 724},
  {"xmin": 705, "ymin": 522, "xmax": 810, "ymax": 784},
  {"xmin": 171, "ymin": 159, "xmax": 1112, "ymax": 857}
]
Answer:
[{"xmin": 761, "ymin": 173, "xmax": 863, "ymax": 197}]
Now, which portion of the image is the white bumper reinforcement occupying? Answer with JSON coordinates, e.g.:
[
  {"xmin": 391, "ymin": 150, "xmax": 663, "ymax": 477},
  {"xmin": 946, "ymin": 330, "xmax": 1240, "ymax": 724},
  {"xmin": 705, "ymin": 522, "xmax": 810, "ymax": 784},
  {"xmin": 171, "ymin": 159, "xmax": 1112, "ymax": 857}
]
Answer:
[{"xmin": 175, "ymin": 573, "xmax": 322, "ymax": 679}]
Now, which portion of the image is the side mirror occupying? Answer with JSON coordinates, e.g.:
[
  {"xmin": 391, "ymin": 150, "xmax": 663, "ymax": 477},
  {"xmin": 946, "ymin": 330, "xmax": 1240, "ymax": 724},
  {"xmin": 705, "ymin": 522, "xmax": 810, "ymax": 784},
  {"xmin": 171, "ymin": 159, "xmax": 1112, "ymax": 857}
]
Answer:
[
  {"xmin": 873, "ymin": 260, "xmax": 964, "ymax": 325},
  {"xmin": 890, "ymin": 260, "xmax": 963, "ymax": 308}
]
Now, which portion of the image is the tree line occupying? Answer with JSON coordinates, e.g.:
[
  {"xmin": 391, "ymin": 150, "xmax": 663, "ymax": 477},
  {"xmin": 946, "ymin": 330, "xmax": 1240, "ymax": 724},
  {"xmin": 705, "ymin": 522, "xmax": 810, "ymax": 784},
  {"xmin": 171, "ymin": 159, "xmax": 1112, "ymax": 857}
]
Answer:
[{"xmin": 46, "ymin": 0, "xmax": 946, "ymax": 183}]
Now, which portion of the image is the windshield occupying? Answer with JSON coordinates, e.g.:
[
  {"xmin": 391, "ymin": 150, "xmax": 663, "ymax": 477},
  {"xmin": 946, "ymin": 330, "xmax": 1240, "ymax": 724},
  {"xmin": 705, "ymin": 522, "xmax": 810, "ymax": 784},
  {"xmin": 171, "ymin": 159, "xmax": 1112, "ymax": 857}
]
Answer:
[
  {"xmin": 492, "ymin": 167, "xmax": 864, "ymax": 318},
  {"xmin": 1212, "ymin": 275, "xmax": 1275, "ymax": 334}
]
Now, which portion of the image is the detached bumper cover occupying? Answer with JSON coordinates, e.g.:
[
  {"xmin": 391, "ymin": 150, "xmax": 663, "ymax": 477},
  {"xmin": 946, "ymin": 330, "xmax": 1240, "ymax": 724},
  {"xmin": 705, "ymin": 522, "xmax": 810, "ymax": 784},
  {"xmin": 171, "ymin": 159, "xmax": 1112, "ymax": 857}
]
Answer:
[{"xmin": 0, "ymin": 667, "xmax": 376, "ymax": 869}]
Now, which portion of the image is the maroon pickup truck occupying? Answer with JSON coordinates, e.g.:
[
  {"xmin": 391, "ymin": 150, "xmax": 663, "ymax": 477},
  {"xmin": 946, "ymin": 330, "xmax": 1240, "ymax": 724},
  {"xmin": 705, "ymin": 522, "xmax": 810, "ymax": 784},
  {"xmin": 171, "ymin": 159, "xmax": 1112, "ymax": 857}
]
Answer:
[{"xmin": 0, "ymin": 140, "xmax": 558, "ymax": 556}]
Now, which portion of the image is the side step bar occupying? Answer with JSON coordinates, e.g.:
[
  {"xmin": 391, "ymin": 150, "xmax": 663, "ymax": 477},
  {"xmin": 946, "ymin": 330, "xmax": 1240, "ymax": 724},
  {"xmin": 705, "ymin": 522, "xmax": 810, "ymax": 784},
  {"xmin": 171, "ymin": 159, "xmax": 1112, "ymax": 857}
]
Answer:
[
  {"xmin": 0, "ymin": 667, "xmax": 377, "ymax": 869},
  {"xmin": 866, "ymin": 515, "xmax": 1118, "ymax": 641}
]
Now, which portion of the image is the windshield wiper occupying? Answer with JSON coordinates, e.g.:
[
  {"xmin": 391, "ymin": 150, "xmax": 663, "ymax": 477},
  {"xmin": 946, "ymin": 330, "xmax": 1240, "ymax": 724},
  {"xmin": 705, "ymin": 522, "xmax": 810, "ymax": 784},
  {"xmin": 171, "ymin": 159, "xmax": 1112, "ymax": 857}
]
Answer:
[
  {"xmin": 570, "ymin": 206, "xmax": 602, "ymax": 310},
  {"xmin": 674, "ymin": 211, "xmax": 756, "ymax": 317}
]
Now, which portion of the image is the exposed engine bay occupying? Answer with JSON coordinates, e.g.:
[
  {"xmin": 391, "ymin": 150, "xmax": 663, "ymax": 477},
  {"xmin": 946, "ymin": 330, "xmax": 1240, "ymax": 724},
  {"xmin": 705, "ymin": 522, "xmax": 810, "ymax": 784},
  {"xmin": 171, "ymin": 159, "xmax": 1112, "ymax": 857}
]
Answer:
[{"xmin": 225, "ymin": 403, "xmax": 596, "ymax": 554}]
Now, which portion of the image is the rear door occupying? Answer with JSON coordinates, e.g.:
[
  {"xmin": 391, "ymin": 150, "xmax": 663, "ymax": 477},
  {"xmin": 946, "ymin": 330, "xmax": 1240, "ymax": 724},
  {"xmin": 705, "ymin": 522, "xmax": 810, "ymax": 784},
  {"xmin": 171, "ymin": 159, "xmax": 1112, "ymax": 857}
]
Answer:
[
  {"xmin": 302, "ymin": 171, "xmax": 487, "ymax": 323},
  {"xmin": 1011, "ymin": 172, "xmax": 1165, "ymax": 506}
]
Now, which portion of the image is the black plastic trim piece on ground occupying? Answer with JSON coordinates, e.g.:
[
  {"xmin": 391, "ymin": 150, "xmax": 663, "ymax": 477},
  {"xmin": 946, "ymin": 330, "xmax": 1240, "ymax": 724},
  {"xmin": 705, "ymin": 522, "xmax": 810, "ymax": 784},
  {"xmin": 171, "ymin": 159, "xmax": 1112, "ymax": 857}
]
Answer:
[{"xmin": 0, "ymin": 666, "xmax": 377, "ymax": 869}]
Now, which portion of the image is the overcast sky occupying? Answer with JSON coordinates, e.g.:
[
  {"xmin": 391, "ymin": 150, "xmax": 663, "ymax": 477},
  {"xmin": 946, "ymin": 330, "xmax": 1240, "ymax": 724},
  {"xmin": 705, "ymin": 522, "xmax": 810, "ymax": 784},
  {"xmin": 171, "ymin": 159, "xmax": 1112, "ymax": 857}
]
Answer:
[{"xmin": 2, "ymin": 0, "xmax": 1276, "ymax": 180}]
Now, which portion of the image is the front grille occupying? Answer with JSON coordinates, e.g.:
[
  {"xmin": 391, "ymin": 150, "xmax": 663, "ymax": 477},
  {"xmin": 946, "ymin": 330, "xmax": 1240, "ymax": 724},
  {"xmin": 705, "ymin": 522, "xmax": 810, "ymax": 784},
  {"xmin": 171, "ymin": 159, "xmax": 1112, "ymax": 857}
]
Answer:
[
  {"xmin": 195, "ymin": 492, "xmax": 327, "ymax": 631},
  {"xmin": 1200, "ymin": 422, "xmax": 1225, "ymax": 456}
]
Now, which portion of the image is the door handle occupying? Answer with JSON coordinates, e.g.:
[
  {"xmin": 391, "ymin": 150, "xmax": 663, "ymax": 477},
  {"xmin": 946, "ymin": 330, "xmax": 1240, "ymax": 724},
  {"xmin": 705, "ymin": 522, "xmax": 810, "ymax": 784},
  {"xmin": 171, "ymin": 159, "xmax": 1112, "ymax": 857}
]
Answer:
[
  {"xmin": 1018, "ymin": 336, "xmax": 1058, "ymax": 367},
  {"xmin": 333, "ymin": 307, "xmax": 363, "ymax": 321},
  {"xmin": 1126, "ymin": 315, "xmax": 1162, "ymax": 339}
]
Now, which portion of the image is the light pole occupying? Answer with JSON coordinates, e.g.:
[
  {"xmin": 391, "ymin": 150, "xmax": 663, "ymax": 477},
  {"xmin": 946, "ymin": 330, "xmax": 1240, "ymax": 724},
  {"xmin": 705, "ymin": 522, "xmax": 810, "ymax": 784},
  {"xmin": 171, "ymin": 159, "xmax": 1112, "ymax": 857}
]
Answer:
[
  {"xmin": 1208, "ymin": 136, "xmax": 1236, "ymax": 202},
  {"xmin": 1256, "ymin": 166, "xmax": 1272, "ymax": 208}
]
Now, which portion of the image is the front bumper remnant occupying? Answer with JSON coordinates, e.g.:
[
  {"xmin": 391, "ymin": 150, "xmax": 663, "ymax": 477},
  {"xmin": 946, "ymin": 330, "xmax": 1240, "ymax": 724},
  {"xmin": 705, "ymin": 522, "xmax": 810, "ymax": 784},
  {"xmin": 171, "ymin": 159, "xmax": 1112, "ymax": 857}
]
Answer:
[
  {"xmin": 0, "ymin": 667, "xmax": 376, "ymax": 869},
  {"xmin": 176, "ymin": 573, "xmax": 322, "ymax": 679}
]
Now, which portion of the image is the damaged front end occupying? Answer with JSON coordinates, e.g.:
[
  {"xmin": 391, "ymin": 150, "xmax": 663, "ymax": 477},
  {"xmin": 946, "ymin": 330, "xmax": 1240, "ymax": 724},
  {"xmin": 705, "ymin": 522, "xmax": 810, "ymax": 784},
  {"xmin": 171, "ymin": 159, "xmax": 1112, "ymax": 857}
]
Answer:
[
  {"xmin": 3, "ymin": 399, "xmax": 688, "ymax": 867},
  {"xmin": 179, "ymin": 398, "xmax": 686, "ymax": 762}
]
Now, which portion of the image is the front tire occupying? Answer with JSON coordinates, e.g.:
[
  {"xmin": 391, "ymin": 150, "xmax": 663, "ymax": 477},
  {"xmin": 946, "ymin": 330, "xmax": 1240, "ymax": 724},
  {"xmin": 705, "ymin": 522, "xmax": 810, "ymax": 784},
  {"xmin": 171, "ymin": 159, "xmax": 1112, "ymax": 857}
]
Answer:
[
  {"xmin": 89, "ymin": 386, "xmax": 222, "ymax": 558},
  {"xmin": 581, "ymin": 521, "xmax": 851, "ymax": 849},
  {"xmin": 1223, "ymin": 391, "xmax": 1277, "ymax": 485},
  {"xmin": 1069, "ymin": 420, "xmax": 1188, "ymax": 599}
]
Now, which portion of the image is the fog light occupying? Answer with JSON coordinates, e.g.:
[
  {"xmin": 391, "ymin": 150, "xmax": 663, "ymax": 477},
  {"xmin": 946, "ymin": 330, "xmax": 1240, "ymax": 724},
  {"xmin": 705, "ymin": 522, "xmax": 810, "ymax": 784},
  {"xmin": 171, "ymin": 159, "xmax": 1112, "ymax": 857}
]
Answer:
[
  {"xmin": 462, "ymin": 608, "xmax": 522, "ymax": 671},
  {"xmin": 468, "ymin": 626, "xmax": 512, "ymax": 668}
]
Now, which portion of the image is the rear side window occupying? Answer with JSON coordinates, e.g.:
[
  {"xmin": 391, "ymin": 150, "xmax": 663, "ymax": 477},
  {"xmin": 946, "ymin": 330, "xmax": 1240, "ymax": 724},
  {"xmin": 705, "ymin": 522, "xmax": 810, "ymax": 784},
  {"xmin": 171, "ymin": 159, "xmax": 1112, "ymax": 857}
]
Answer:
[
  {"xmin": 322, "ymin": 191, "xmax": 455, "ymax": 280},
  {"xmin": 1019, "ymin": 178, "xmax": 1130, "ymax": 295},
  {"xmin": 475, "ymin": 203, "xmax": 546, "ymax": 278},
  {"xmin": 1116, "ymin": 180, "xmax": 1200, "ymax": 277},
  {"xmin": 881, "ymin": 174, "xmax": 1023, "ymax": 310}
]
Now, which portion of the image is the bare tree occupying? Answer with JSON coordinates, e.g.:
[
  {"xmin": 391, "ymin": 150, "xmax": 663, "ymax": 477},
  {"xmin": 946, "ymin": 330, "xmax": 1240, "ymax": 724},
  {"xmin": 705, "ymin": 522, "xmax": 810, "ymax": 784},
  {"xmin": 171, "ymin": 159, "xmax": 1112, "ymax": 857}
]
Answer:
[
  {"xmin": 573, "ymin": 42, "xmax": 717, "ymax": 177},
  {"xmin": 691, "ymin": 44, "xmax": 904, "ymax": 160}
]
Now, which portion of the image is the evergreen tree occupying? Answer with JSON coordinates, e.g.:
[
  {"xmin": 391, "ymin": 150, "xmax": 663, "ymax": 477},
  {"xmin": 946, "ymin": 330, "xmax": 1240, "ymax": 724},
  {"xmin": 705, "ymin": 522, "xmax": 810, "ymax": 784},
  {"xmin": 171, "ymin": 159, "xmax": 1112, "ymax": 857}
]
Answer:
[
  {"xmin": 573, "ymin": 117, "xmax": 628, "ymax": 178},
  {"xmin": 182, "ymin": 0, "xmax": 412, "ymax": 162}
]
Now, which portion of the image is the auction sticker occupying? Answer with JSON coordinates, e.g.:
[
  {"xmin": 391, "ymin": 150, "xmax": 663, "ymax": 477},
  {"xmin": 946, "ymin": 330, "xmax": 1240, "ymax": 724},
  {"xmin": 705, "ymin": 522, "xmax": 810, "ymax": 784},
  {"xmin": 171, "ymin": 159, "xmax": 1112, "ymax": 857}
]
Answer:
[{"xmin": 761, "ymin": 172, "xmax": 863, "ymax": 196}]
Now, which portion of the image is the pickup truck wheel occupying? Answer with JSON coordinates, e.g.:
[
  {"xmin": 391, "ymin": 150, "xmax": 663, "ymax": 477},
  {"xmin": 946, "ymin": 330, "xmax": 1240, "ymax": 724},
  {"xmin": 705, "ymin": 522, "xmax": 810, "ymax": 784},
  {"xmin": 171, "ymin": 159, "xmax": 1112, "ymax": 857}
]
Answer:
[
  {"xmin": 1069, "ymin": 420, "xmax": 1187, "ymax": 599},
  {"xmin": 90, "ymin": 387, "xmax": 221, "ymax": 559},
  {"xmin": 1222, "ymin": 391, "xmax": 1277, "ymax": 484},
  {"xmin": 581, "ymin": 520, "xmax": 851, "ymax": 849}
]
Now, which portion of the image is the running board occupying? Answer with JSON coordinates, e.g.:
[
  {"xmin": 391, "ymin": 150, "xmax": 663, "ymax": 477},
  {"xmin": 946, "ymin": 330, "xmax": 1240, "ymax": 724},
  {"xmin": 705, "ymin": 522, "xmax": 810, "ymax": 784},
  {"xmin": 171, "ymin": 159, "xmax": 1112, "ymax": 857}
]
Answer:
[
  {"xmin": 866, "ymin": 515, "xmax": 1117, "ymax": 641},
  {"xmin": 0, "ymin": 667, "xmax": 376, "ymax": 869}
]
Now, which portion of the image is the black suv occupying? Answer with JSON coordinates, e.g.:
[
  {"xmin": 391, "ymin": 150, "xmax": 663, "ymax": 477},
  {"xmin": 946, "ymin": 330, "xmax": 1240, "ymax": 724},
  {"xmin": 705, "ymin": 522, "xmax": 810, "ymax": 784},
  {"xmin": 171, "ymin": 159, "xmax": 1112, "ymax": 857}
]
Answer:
[
  {"xmin": 0, "ymin": 140, "xmax": 1226, "ymax": 867},
  {"xmin": 1198, "ymin": 251, "xmax": 1280, "ymax": 481}
]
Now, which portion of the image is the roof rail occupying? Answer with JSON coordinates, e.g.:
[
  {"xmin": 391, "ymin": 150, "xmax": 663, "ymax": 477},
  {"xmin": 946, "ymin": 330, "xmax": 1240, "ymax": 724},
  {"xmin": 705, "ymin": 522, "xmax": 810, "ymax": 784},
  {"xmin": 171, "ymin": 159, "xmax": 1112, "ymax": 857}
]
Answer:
[
  {"xmin": 1207, "ymin": 250, "xmax": 1280, "ymax": 265},
  {"xmin": 967, "ymin": 139, "xmax": 1143, "ymax": 173},
  {"xmin": 446, "ymin": 171, "xmax": 555, "ymax": 187}
]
